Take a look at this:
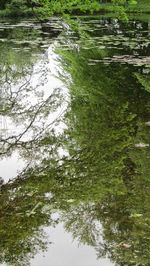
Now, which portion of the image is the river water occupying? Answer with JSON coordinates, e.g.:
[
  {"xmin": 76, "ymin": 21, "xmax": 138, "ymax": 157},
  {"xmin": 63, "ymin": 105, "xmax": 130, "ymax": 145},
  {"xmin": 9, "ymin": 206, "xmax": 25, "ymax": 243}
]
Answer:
[{"xmin": 0, "ymin": 15, "xmax": 150, "ymax": 266}]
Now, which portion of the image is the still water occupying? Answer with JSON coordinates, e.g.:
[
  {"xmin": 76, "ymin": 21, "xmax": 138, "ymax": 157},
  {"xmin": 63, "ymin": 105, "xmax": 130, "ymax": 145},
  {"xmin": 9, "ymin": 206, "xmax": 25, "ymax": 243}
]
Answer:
[{"xmin": 0, "ymin": 15, "xmax": 150, "ymax": 266}]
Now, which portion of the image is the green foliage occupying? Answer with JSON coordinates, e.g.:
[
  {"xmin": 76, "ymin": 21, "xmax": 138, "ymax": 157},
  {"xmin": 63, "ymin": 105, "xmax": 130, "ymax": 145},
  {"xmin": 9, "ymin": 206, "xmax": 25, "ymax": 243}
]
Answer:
[
  {"xmin": 0, "ymin": 0, "xmax": 139, "ymax": 19},
  {"xmin": 112, "ymin": 0, "xmax": 137, "ymax": 21}
]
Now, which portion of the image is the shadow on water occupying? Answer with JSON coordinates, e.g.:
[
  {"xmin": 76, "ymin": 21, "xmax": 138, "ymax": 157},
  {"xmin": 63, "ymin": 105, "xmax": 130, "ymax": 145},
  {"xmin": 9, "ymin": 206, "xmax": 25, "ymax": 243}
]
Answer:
[{"xmin": 0, "ymin": 16, "xmax": 150, "ymax": 266}]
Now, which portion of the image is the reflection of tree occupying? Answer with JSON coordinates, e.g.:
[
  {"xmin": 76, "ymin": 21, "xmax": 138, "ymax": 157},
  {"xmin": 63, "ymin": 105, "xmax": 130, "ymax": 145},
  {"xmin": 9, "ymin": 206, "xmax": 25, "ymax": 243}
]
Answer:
[
  {"xmin": 0, "ymin": 25, "xmax": 65, "ymax": 265},
  {"xmin": 1, "ymin": 19, "xmax": 150, "ymax": 266},
  {"xmin": 0, "ymin": 25, "xmax": 42, "ymax": 70},
  {"xmin": 62, "ymin": 203, "xmax": 103, "ymax": 246},
  {"xmin": 57, "ymin": 44, "xmax": 150, "ymax": 265},
  {"xmin": 0, "ymin": 175, "xmax": 58, "ymax": 266},
  {"xmin": 0, "ymin": 24, "xmax": 56, "ymax": 155},
  {"xmin": 135, "ymin": 72, "xmax": 150, "ymax": 93},
  {"xmin": 0, "ymin": 43, "xmax": 65, "ymax": 157},
  {"xmin": 0, "ymin": 65, "xmax": 63, "ymax": 155}
]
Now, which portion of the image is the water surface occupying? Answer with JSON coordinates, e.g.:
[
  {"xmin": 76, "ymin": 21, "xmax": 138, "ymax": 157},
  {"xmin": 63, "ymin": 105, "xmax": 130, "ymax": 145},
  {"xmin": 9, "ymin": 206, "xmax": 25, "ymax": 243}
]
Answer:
[{"xmin": 0, "ymin": 15, "xmax": 150, "ymax": 266}]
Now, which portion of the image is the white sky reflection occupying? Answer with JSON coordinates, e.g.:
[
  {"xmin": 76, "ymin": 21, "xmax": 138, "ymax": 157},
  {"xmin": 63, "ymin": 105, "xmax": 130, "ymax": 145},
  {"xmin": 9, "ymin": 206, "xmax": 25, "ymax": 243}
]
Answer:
[
  {"xmin": 0, "ymin": 43, "xmax": 69, "ymax": 183},
  {"xmin": 31, "ymin": 224, "xmax": 114, "ymax": 266}
]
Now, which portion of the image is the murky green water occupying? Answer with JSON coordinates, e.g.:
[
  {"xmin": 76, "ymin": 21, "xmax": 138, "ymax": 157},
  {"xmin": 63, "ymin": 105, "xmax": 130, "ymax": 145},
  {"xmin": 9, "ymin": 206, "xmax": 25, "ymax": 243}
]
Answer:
[{"xmin": 0, "ymin": 15, "xmax": 150, "ymax": 266}]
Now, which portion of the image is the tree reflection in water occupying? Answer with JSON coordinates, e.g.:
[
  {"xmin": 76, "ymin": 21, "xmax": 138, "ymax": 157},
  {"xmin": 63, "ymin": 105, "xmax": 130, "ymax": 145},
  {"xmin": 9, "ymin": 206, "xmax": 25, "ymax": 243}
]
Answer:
[{"xmin": 0, "ymin": 17, "xmax": 150, "ymax": 266}]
